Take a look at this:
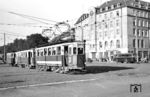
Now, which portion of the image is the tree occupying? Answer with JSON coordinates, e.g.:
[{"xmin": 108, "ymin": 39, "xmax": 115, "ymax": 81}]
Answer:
[{"xmin": 26, "ymin": 33, "xmax": 49, "ymax": 48}]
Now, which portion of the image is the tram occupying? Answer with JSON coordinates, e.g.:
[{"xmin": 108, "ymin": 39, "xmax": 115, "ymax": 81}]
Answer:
[{"xmin": 6, "ymin": 41, "xmax": 86, "ymax": 72}]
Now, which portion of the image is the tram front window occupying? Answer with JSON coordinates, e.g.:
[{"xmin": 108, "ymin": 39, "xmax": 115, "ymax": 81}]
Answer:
[
  {"xmin": 78, "ymin": 48, "xmax": 83, "ymax": 54},
  {"xmin": 73, "ymin": 47, "xmax": 76, "ymax": 54}
]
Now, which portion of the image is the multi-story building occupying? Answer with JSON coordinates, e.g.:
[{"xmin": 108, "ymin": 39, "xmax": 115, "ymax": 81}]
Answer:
[{"xmin": 75, "ymin": 0, "xmax": 150, "ymax": 61}]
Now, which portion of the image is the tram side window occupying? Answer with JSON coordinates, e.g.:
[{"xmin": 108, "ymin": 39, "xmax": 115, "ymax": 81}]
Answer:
[
  {"xmin": 78, "ymin": 48, "xmax": 83, "ymax": 54},
  {"xmin": 44, "ymin": 48, "xmax": 47, "ymax": 56},
  {"xmin": 41, "ymin": 51, "xmax": 44, "ymax": 56},
  {"xmin": 37, "ymin": 50, "xmax": 39, "ymax": 56},
  {"xmin": 69, "ymin": 47, "xmax": 72, "ymax": 55},
  {"xmin": 73, "ymin": 47, "xmax": 77, "ymax": 54},
  {"xmin": 52, "ymin": 47, "xmax": 56, "ymax": 55},
  {"xmin": 31, "ymin": 52, "xmax": 32, "ymax": 58},
  {"xmin": 48, "ymin": 48, "xmax": 51, "ymax": 56},
  {"xmin": 57, "ymin": 46, "xmax": 61, "ymax": 55}
]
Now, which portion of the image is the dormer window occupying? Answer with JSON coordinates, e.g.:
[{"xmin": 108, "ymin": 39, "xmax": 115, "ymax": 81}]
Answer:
[
  {"xmin": 139, "ymin": 4, "xmax": 141, "ymax": 8},
  {"xmin": 102, "ymin": 8, "xmax": 105, "ymax": 11},
  {"xmin": 100, "ymin": 8, "xmax": 102, "ymax": 12},
  {"xmin": 114, "ymin": 4, "xmax": 117, "ymax": 8},
  {"xmin": 117, "ymin": 3, "xmax": 121, "ymax": 7},
  {"xmin": 111, "ymin": 5, "xmax": 114, "ymax": 9},
  {"xmin": 106, "ymin": 7, "xmax": 108, "ymax": 11}
]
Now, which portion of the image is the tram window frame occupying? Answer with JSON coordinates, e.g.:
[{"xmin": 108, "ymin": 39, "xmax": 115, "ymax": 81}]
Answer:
[
  {"xmin": 78, "ymin": 47, "xmax": 83, "ymax": 55},
  {"xmin": 57, "ymin": 46, "xmax": 61, "ymax": 55},
  {"xmin": 48, "ymin": 47, "xmax": 51, "ymax": 56},
  {"xmin": 73, "ymin": 47, "xmax": 77, "ymax": 55}
]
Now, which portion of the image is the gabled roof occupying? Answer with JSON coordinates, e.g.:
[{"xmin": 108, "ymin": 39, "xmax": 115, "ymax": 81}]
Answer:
[{"xmin": 75, "ymin": 13, "xmax": 89, "ymax": 25}]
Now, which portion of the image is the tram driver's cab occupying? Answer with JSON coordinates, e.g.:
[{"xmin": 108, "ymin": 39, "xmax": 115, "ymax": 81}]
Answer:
[{"xmin": 63, "ymin": 42, "xmax": 85, "ymax": 69}]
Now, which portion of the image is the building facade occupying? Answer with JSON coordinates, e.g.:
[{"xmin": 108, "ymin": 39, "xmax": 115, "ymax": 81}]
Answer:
[{"xmin": 75, "ymin": 0, "xmax": 150, "ymax": 61}]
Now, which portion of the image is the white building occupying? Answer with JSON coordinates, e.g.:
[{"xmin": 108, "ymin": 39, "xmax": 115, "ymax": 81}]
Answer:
[{"xmin": 75, "ymin": 0, "xmax": 150, "ymax": 61}]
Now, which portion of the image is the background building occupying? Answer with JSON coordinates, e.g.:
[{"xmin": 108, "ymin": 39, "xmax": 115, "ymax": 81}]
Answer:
[{"xmin": 75, "ymin": 0, "xmax": 150, "ymax": 61}]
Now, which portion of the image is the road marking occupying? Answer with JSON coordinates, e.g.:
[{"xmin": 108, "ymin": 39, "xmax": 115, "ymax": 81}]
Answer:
[{"xmin": 0, "ymin": 78, "xmax": 100, "ymax": 91}]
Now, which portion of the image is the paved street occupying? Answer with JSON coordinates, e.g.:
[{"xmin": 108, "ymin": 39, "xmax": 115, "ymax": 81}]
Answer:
[{"xmin": 0, "ymin": 62, "xmax": 150, "ymax": 97}]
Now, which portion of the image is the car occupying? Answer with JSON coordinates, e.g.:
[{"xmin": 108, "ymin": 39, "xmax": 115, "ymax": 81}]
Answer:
[{"xmin": 113, "ymin": 53, "xmax": 136, "ymax": 63}]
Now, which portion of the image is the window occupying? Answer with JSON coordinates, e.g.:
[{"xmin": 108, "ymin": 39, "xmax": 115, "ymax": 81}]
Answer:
[
  {"xmin": 37, "ymin": 50, "xmax": 39, "ymax": 56},
  {"xmin": 117, "ymin": 3, "xmax": 121, "ymax": 7},
  {"xmin": 52, "ymin": 47, "xmax": 56, "ymax": 55},
  {"xmin": 106, "ymin": 7, "xmax": 108, "ymax": 11},
  {"xmin": 141, "ymin": 30, "xmax": 144, "ymax": 36},
  {"xmin": 104, "ymin": 22, "xmax": 108, "ymax": 28},
  {"xmin": 133, "ymin": 28, "xmax": 136, "ymax": 35},
  {"xmin": 116, "ymin": 11, "xmax": 119, "ymax": 16},
  {"xmin": 110, "ymin": 40, "xmax": 114, "ymax": 48},
  {"xmin": 143, "ymin": 11, "xmax": 145, "ymax": 17},
  {"xmin": 137, "ymin": 29, "xmax": 140, "ymax": 36},
  {"xmin": 68, "ymin": 47, "xmax": 72, "ymax": 55},
  {"xmin": 99, "ymin": 42, "xmax": 102, "ymax": 48},
  {"xmin": 116, "ymin": 40, "xmax": 120, "ymax": 48},
  {"xmin": 111, "ymin": 5, "xmax": 114, "ymax": 9},
  {"xmin": 57, "ymin": 46, "xmax": 61, "ymax": 55},
  {"xmin": 141, "ymin": 11, "xmax": 143, "ymax": 17},
  {"xmin": 133, "ymin": 19, "xmax": 136, "ymax": 26},
  {"xmin": 141, "ymin": 40, "xmax": 144, "ymax": 48},
  {"xmin": 110, "ymin": 12, "xmax": 113, "ymax": 17},
  {"xmin": 138, "ymin": 39, "xmax": 140, "ymax": 48},
  {"xmin": 116, "ymin": 29, "xmax": 120, "ymax": 35},
  {"xmin": 133, "ymin": 10, "xmax": 136, "ymax": 16},
  {"xmin": 73, "ymin": 47, "xmax": 76, "ymax": 54},
  {"xmin": 104, "ymin": 14, "xmax": 107, "ymax": 19},
  {"xmin": 41, "ymin": 51, "xmax": 43, "ymax": 56},
  {"xmin": 138, "ymin": 11, "xmax": 141, "ymax": 17},
  {"xmin": 138, "ymin": 29, "xmax": 141, "ymax": 36},
  {"xmin": 146, "ymin": 21, "xmax": 149, "ymax": 27},
  {"xmin": 99, "ymin": 32, "xmax": 102, "ymax": 37},
  {"xmin": 138, "ymin": 20, "xmax": 141, "ymax": 26},
  {"xmin": 133, "ymin": 39, "xmax": 136, "ymax": 48},
  {"xmin": 44, "ymin": 48, "xmax": 47, "ymax": 56},
  {"xmin": 146, "ymin": 12, "xmax": 148, "ymax": 18},
  {"xmin": 143, "ymin": 20, "xmax": 145, "ymax": 27},
  {"xmin": 98, "ymin": 23, "xmax": 102, "ymax": 29},
  {"xmin": 78, "ymin": 48, "xmax": 83, "ymax": 54},
  {"xmin": 145, "ymin": 30, "xmax": 148, "ymax": 37},
  {"xmin": 48, "ymin": 48, "xmax": 51, "ymax": 56},
  {"xmin": 110, "ymin": 21, "xmax": 113, "ymax": 28},
  {"xmin": 116, "ymin": 20, "xmax": 119, "ymax": 26},
  {"xmin": 105, "ymin": 41, "xmax": 108, "ymax": 48},
  {"xmin": 104, "ymin": 31, "xmax": 108, "ymax": 36}
]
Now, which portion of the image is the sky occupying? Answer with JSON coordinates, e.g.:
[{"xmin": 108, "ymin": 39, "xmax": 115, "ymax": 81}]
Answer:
[{"xmin": 0, "ymin": 0, "xmax": 150, "ymax": 46}]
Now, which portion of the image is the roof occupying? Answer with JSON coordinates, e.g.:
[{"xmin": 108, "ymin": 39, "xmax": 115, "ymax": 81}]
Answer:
[
  {"xmin": 96, "ymin": 0, "xmax": 150, "ymax": 14},
  {"xmin": 75, "ymin": 13, "xmax": 89, "ymax": 25},
  {"xmin": 75, "ymin": 0, "xmax": 150, "ymax": 24}
]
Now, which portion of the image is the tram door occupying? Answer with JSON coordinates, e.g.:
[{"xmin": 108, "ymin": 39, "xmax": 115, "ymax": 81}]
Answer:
[{"xmin": 63, "ymin": 46, "xmax": 68, "ymax": 66}]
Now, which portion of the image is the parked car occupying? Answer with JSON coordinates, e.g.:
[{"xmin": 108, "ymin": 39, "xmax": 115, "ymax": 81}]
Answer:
[{"xmin": 113, "ymin": 53, "xmax": 136, "ymax": 63}]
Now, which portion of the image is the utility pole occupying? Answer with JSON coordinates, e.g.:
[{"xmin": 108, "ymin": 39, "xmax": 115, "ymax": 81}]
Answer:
[
  {"xmin": 3, "ymin": 33, "xmax": 6, "ymax": 63},
  {"xmin": 135, "ymin": 12, "xmax": 139, "ymax": 63}
]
